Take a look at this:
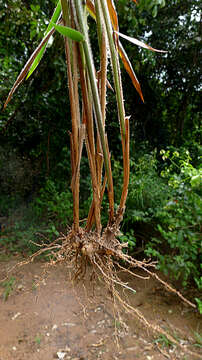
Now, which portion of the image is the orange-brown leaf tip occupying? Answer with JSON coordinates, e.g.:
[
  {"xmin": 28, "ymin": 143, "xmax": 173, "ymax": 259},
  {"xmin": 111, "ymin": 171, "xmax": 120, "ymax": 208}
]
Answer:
[
  {"xmin": 107, "ymin": 0, "xmax": 119, "ymax": 32},
  {"xmin": 118, "ymin": 41, "xmax": 144, "ymax": 102},
  {"xmin": 86, "ymin": 0, "xmax": 96, "ymax": 19},
  {"xmin": 116, "ymin": 31, "xmax": 167, "ymax": 53}
]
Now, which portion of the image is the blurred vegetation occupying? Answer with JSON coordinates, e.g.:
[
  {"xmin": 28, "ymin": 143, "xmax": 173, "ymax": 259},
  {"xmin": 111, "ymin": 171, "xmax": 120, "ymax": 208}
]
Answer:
[{"xmin": 0, "ymin": 0, "xmax": 201, "ymax": 309}]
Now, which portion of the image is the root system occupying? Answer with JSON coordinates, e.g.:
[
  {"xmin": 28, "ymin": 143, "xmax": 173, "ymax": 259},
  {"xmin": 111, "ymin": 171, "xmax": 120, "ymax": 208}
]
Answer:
[{"xmin": 6, "ymin": 225, "xmax": 200, "ymax": 359}]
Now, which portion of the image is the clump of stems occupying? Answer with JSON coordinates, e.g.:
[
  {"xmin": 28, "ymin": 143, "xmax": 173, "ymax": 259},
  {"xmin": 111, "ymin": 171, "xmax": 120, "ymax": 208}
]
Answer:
[{"xmin": 4, "ymin": 3, "xmax": 199, "ymax": 356}]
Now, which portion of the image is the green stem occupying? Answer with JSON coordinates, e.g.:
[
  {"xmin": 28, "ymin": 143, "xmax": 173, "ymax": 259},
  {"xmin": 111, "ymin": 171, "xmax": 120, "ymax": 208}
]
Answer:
[
  {"xmin": 74, "ymin": 0, "xmax": 110, "ymax": 183},
  {"xmin": 100, "ymin": 0, "xmax": 126, "ymax": 140},
  {"xmin": 61, "ymin": 0, "xmax": 69, "ymax": 23},
  {"xmin": 94, "ymin": 0, "xmax": 102, "ymax": 51}
]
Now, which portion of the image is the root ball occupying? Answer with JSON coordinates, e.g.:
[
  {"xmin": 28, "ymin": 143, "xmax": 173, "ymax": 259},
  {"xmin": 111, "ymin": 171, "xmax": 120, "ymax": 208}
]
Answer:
[{"xmin": 81, "ymin": 242, "xmax": 95, "ymax": 257}]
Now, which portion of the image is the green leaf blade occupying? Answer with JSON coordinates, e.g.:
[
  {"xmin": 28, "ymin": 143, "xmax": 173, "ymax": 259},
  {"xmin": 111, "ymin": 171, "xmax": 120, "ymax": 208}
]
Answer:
[
  {"xmin": 26, "ymin": 44, "xmax": 46, "ymax": 80},
  {"xmin": 51, "ymin": 23, "xmax": 84, "ymax": 42},
  {"xmin": 26, "ymin": 0, "xmax": 62, "ymax": 79},
  {"xmin": 44, "ymin": 1, "xmax": 62, "ymax": 36}
]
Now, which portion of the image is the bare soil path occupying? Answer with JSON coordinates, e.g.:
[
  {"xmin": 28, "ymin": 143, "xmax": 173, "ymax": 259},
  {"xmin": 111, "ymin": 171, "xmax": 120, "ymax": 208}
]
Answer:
[{"xmin": 0, "ymin": 258, "xmax": 201, "ymax": 360}]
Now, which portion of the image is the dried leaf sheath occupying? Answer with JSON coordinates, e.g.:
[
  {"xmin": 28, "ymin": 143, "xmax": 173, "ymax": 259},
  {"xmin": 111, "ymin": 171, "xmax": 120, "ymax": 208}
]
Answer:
[
  {"xmin": 96, "ymin": 2, "xmax": 107, "ymax": 188},
  {"xmin": 62, "ymin": 3, "xmax": 80, "ymax": 231},
  {"xmin": 116, "ymin": 116, "xmax": 130, "ymax": 226},
  {"xmin": 85, "ymin": 126, "xmax": 102, "ymax": 234},
  {"xmin": 77, "ymin": 47, "xmax": 96, "ymax": 161}
]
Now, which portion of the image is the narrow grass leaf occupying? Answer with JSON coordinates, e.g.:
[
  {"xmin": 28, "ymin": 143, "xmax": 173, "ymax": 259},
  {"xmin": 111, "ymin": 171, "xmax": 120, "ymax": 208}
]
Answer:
[
  {"xmin": 107, "ymin": 0, "xmax": 119, "ymax": 33},
  {"xmin": 26, "ymin": 1, "xmax": 62, "ymax": 79},
  {"xmin": 116, "ymin": 31, "xmax": 167, "ymax": 53},
  {"xmin": 51, "ymin": 23, "xmax": 84, "ymax": 42},
  {"xmin": 3, "ymin": 27, "xmax": 55, "ymax": 109},
  {"xmin": 118, "ymin": 42, "xmax": 144, "ymax": 102}
]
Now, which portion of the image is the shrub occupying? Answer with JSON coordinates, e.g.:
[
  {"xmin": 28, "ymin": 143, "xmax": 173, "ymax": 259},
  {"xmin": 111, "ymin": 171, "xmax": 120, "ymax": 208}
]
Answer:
[
  {"xmin": 34, "ymin": 179, "xmax": 73, "ymax": 227},
  {"xmin": 112, "ymin": 150, "xmax": 170, "ymax": 252},
  {"xmin": 112, "ymin": 148, "xmax": 201, "ymax": 295},
  {"xmin": 145, "ymin": 148, "xmax": 202, "ymax": 289}
]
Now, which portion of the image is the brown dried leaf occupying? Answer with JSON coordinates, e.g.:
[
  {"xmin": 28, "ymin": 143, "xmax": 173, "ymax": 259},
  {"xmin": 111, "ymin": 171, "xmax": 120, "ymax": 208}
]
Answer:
[
  {"xmin": 118, "ymin": 42, "xmax": 144, "ymax": 102},
  {"xmin": 116, "ymin": 31, "xmax": 167, "ymax": 53},
  {"xmin": 107, "ymin": 0, "xmax": 119, "ymax": 33}
]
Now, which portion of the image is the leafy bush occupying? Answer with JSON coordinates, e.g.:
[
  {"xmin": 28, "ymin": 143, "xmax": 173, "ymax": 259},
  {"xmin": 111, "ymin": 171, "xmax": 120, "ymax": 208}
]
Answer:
[
  {"xmin": 2, "ymin": 224, "xmax": 41, "ymax": 255},
  {"xmin": 127, "ymin": 151, "xmax": 169, "ymax": 223},
  {"xmin": 145, "ymin": 148, "xmax": 202, "ymax": 289},
  {"xmin": 113, "ymin": 150, "xmax": 168, "ymax": 225},
  {"xmin": 111, "ymin": 151, "xmax": 169, "ymax": 250},
  {"xmin": 112, "ymin": 148, "xmax": 201, "ymax": 297},
  {"xmin": 160, "ymin": 147, "xmax": 202, "ymax": 194},
  {"xmin": 1, "ymin": 179, "xmax": 73, "ymax": 255},
  {"xmin": 0, "ymin": 203, "xmax": 46, "ymax": 256},
  {"xmin": 34, "ymin": 179, "xmax": 73, "ymax": 227}
]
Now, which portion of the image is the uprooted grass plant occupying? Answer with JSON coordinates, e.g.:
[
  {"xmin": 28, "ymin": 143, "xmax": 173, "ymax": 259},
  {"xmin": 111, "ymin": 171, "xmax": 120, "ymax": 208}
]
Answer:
[{"xmin": 3, "ymin": 0, "xmax": 200, "ymax": 356}]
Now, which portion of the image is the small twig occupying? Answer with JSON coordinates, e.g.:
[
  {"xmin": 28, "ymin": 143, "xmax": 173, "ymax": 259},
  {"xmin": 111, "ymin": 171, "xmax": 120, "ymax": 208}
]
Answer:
[
  {"xmin": 114, "ymin": 289, "xmax": 202, "ymax": 359},
  {"xmin": 114, "ymin": 261, "xmax": 150, "ymax": 280},
  {"xmin": 94, "ymin": 255, "xmax": 136, "ymax": 294}
]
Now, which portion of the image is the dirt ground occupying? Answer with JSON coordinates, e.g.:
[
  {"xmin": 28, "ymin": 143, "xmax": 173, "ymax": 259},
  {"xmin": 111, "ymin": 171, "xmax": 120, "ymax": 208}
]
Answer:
[{"xmin": 0, "ymin": 258, "xmax": 201, "ymax": 360}]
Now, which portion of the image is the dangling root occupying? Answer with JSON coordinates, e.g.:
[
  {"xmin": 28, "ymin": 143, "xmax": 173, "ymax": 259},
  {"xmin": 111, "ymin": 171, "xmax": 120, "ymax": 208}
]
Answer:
[{"xmin": 2, "ymin": 225, "xmax": 201, "ymax": 358}]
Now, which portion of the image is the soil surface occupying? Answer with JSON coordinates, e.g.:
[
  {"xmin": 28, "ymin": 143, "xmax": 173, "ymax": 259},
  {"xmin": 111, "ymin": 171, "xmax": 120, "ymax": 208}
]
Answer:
[{"xmin": 0, "ymin": 258, "xmax": 201, "ymax": 360}]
